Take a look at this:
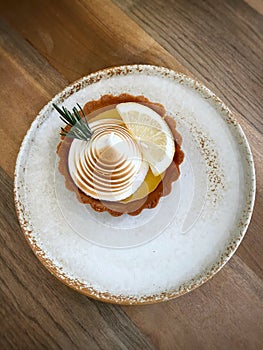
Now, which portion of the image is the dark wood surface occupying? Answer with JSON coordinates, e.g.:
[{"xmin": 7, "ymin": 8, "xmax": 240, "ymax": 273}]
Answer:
[{"xmin": 0, "ymin": 1, "xmax": 262, "ymax": 349}]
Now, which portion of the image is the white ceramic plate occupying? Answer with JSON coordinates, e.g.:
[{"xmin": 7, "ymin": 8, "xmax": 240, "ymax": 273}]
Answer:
[{"xmin": 14, "ymin": 65, "xmax": 255, "ymax": 304}]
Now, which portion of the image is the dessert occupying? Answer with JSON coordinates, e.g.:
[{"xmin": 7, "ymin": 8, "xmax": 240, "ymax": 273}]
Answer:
[{"xmin": 55, "ymin": 94, "xmax": 184, "ymax": 216}]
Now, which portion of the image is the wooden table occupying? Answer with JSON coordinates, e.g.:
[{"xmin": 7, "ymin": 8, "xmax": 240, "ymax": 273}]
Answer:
[{"xmin": 0, "ymin": 1, "xmax": 262, "ymax": 349}]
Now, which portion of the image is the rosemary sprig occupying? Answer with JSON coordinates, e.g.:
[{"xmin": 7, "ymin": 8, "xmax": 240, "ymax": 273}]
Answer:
[{"xmin": 53, "ymin": 103, "xmax": 93, "ymax": 141}]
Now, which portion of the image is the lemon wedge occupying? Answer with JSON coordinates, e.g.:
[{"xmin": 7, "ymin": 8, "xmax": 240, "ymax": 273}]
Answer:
[{"xmin": 116, "ymin": 102, "xmax": 175, "ymax": 176}]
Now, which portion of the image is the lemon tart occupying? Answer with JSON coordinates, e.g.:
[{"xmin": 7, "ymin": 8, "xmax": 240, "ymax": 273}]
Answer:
[{"xmin": 56, "ymin": 94, "xmax": 184, "ymax": 216}]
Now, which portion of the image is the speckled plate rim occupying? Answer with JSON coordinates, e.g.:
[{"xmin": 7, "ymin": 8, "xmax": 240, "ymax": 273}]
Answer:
[{"xmin": 14, "ymin": 64, "xmax": 256, "ymax": 305}]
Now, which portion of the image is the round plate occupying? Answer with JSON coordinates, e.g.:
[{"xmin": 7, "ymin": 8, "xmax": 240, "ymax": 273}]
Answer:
[{"xmin": 14, "ymin": 65, "xmax": 255, "ymax": 304}]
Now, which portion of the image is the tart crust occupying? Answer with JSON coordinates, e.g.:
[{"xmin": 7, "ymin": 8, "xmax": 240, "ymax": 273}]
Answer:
[{"xmin": 57, "ymin": 94, "xmax": 184, "ymax": 216}]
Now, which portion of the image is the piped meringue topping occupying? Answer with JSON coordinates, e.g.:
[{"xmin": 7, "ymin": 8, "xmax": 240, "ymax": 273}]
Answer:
[{"xmin": 68, "ymin": 119, "xmax": 149, "ymax": 201}]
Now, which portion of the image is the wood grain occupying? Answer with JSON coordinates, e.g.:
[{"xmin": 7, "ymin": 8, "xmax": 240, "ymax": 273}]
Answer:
[
  {"xmin": 0, "ymin": 0, "xmax": 188, "ymax": 81},
  {"xmin": 114, "ymin": 0, "xmax": 263, "ymax": 133},
  {"xmin": 0, "ymin": 0, "xmax": 262, "ymax": 349},
  {"xmin": 245, "ymin": 0, "xmax": 263, "ymax": 15},
  {"xmin": 0, "ymin": 20, "xmax": 67, "ymax": 177}
]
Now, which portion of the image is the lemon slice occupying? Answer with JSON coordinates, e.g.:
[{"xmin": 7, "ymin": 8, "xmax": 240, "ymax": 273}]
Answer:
[{"xmin": 116, "ymin": 102, "xmax": 175, "ymax": 176}]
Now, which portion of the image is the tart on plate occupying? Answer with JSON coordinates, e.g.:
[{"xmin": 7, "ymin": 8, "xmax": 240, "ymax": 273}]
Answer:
[
  {"xmin": 56, "ymin": 94, "xmax": 184, "ymax": 216},
  {"xmin": 14, "ymin": 65, "xmax": 255, "ymax": 304}
]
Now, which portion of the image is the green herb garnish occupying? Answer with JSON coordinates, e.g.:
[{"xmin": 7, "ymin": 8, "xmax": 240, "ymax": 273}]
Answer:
[{"xmin": 53, "ymin": 103, "xmax": 93, "ymax": 141}]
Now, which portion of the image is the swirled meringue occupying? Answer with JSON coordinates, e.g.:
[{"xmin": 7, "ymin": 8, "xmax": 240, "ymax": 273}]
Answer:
[{"xmin": 68, "ymin": 119, "xmax": 149, "ymax": 201}]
